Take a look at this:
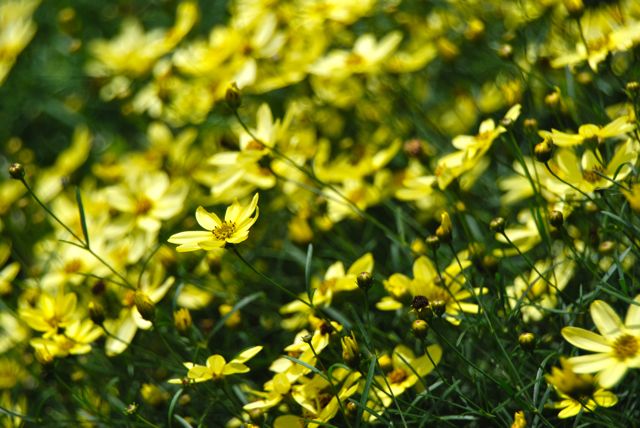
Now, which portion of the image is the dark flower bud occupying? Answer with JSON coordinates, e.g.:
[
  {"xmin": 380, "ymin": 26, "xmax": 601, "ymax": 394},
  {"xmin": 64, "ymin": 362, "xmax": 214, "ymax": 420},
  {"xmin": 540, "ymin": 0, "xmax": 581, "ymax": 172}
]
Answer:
[
  {"xmin": 357, "ymin": 271, "xmax": 373, "ymax": 291},
  {"xmin": 9, "ymin": 163, "xmax": 25, "ymax": 180},
  {"xmin": 490, "ymin": 217, "xmax": 506, "ymax": 233},
  {"xmin": 549, "ymin": 210, "xmax": 564, "ymax": 228}
]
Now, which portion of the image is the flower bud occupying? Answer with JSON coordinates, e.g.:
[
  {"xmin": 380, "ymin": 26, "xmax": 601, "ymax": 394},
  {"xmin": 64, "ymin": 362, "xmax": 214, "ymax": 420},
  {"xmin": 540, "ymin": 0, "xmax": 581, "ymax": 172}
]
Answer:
[
  {"xmin": 411, "ymin": 319, "xmax": 429, "ymax": 339},
  {"xmin": 411, "ymin": 295, "xmax": 430, "ymax": 319},
  {"xmin": 425, "ymin": 235, "xmax": 440, "ymax": 249},
  {"xmin": 534, "ymin": 139, "xmax": 553, "ymax": 163},
  {"xmin": 430, "ymin": 299, "xmax": 447, "ymax": 317},
  {"xmin": 174, "ymin": 308, "xmax": 192, "ymax": 334},
  {"xmin": 134, "ymin": 292, "xmax": 156, "ymax": 322},
  {"xmin": 523, "ymin": 118, "xmax": 538, "ymax": 133},
  {"xmin": 8, "ymin": 163, "xmax": 25, "ymax": 180},
  {"xmin": 341, "ymin": 332, "xmax": 360, "ymax": 368},
  {"xmin": 598, "ymin": 240, "xmax": 615, "ymax": 255},
  {"xmin": 225, "ymin": 82, "xmax": 242, "ymax": 110},
  {"xmin": 563, "ymin": 0, "xmax": 584, "ymax": 17},
  {"xmin": 498, "ymin": 44, "xmax": 513, "ymax": 60},
  {"xmin": 627, "ymin": 81, "xmax": 640, "ymax": 94},
  {"xmin": 489, "ymin": 217, "xmax": 505, "ymax": 233},
  {"xmin": 88, "ymin": 301, "xmax": 105, "ymax": 325},
  {"xmin": 549, "ymin": 210, "xmax": 564, "ymax": 228},
  {"xmin": 356, "ymin": 271, "xmax": 373, "ymax": 291},
  {"xmin": 435, "ymin": 212, "xmax": 452, "ymax": 243},
  {"xmin": 518, "ymin": 332, "xmax": 536, "ymax": 351}
]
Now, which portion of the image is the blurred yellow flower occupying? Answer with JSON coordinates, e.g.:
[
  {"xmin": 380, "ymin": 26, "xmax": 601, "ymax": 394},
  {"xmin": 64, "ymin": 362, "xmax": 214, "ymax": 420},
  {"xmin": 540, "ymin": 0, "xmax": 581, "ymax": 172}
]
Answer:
[{"xmin": 546, "ymin": 358, "xmax": 617, "ymax": 418}]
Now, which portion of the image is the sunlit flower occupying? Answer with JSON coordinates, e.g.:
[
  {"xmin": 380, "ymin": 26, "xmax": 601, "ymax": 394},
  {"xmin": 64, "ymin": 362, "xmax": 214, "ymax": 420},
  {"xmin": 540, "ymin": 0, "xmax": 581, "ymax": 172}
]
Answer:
[
  {"xmin": 168, "ymin": 193, "xmax": 259, "ymax": 251},
  {"xmin": 561, "ymin": 295, "xmax": 640, "ymax": 388},
  {"xmin": 540, "ymin": 116, "xmax": 635, "ymax": 147},
  {"xmin": 168, "ymin": 346, "xmax": 262, "ymax": 384}
]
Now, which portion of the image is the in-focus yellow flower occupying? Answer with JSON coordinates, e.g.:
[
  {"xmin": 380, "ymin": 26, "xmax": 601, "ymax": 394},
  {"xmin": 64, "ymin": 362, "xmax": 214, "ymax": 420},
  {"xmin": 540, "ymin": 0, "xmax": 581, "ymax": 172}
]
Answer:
[
  {"xmin": 561, "ymin": 295, "xmax": 640, "ymax": 388},
  {"xmin": 168, "ymin": 346, "xmax": 262, "ymax": 384},
  {"xmin": 168, "ymin": 193, "xmax": 259, "ymax": 252},
  {"xmin": 545, "ymin": 358, "xmax": 617, "ymax": 418}
]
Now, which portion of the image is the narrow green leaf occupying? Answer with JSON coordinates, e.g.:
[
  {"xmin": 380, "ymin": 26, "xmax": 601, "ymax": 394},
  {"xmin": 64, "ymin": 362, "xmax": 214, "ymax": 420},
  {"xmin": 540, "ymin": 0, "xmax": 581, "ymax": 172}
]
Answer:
[
  {"xmin": 75, "ymin": 187, "xmax": 90, "ymax": 247},
  {"xmin": 168, "ymin": 388, "xmax": 184, "ymax": 428},
  {"xmin": 356, "ymin": 355, "xmax": 377, "ymax": 428},
  {"xmin": 305, "ymin": 243, "xmax": 314, "ymax": 303}
]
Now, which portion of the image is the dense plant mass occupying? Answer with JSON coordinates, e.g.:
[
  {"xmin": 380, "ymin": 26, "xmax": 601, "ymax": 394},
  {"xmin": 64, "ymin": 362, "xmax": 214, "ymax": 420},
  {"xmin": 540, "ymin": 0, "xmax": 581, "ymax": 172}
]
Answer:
[{"xmin": 3, "ymin": 0, "xmax": 640, "ymax": 426}]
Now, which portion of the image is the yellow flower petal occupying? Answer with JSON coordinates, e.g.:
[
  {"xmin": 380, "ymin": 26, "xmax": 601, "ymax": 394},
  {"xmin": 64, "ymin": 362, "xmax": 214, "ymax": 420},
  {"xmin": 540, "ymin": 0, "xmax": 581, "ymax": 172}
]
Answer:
[
  {"xmin": 597, "ymin": 362, "xmax": 627, "ymax": 389},
  {"xmin": 206, "ymin": 354, "xmax": 226, "ymax": 376},
  {"xmin": 195, "ymin": 206, "xmax": 220, "ymax": 231},
  {"xmin": 567, "ymin": 353, "xmax": 615, "ymax": 373},
  {"xmin": 590, "ymin": 300, "xmax": 624, "ymax": 338},
  {"xmin": 561, "ymin": 326, "xmax": 612, "ymax": 353}
]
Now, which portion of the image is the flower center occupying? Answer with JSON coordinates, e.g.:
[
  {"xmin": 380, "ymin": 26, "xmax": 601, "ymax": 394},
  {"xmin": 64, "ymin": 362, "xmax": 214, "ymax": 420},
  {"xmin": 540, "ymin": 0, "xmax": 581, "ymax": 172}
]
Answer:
[
  {"xmin": 388, "ymin": 367, "xmax": 408, "ymax": 384},
  {"xmin": 64, "ymin": 259, "xmax": 83, "ymax": 274},
  {"xmin": 136, "ymin": 197, "xmax": 153, "ymax": 215},
  {"xmin": 212, "ymin": 221, "xmax": 236, "ymax": 240},
  {"xmin": 613, "ymin": 334, "xmax": 639, "ymax": 360},
  {"xmin": 582, "ymin": 165, "xmax": 604, "ymax": 183},
  {"xmin": 123, "ymin": 290, "xmax": 136, "ymax": 307}
]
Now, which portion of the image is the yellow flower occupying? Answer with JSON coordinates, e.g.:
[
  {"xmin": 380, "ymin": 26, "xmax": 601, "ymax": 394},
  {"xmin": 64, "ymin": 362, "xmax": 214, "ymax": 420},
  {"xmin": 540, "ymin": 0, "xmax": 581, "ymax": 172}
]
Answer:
[
  {"xmin": 374, "ymin": 344, "xmax": 442, "ymax": 404},
  {"xmin": 541, "ymin": 115, "xmax": 635, "ymax": 148},
  {"xmin": 545, "ymin": 358, "xmax": 617, "ymax": 418},
  {"xmin": 284, "ymin": 367, "xmax": 362, "ymax": 428},
  {"xmin": 506, "ymin": 250, "xmax": 575, "ymax": 323},
  {"xmin": 622, "ymin": 183, "xmax": 640, "ymax": 213},
  {"xmin": 19, "ymin": 290, "xmax": 79, "ymax": 338},
  {"xmin": 280, "ymin": 253, "xmax": 374, "ymax": 329},
  {"xmin": 168, "ymin": 193, "xmax": 259, "ymax": 252},
  {"xmin": 104, "ymin": 263, "xmax": 174, "ymax": 356},
  {"xmin": 435, "ymin": 104, "xmax": 521, "ymax": 189},
  {"xmin": 168, "ymin": 346, "xmax": 262, "ymax": 384},
  {"xmin": 30, "ymin": 319, "xmax": 103, "ymax": 358},
  {"xmin": 377, "ymin": 255, "xmax": 486, "ymax": 325},
  {"xmin": 561, "ymin": 295, "xmax": 640, "ymax": 388}
]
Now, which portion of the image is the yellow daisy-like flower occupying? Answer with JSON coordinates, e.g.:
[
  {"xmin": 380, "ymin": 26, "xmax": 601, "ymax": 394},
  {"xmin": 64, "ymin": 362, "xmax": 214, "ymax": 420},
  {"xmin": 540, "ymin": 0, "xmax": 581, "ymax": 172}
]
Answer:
[
  {"xmin": 541, "ymin": 115, "xmax": 635, "ymax": 147},
  {"xmin": 168, "ymin": 193, "xmax": 259, "ymax": 252},
  {"xmin": 561, "ymin": 295, "xmax": 640, "ymax": 388},
  {"xmin": 168, "ymin": 346, "xmax": 262, "ymax": 384},
  {"xmin": 545, "ymin": 358, "xmax": 617, "ymax": 418}
]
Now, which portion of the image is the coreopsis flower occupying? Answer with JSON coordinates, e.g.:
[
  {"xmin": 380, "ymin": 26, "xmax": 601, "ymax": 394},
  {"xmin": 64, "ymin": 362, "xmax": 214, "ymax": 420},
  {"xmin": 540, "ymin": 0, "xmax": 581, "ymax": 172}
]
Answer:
[
  {"xmin": 506, "ymin": 249, "xmax": 575, "ymax": 322},
  {"xmin": 561, "ymin": 295, "xmax": 640, "ymax": 388},
  {"xmin": 377, "ymin": 255, "xmax": 486, "ymax": 326},
  {"xmin": 435, "ymin": 104, "xmax": 521, "ymax": 189},
  {"xmin": 274, "ymin": 368, "xmax": 361, "ymax": 428},
  {"xmin": 548, "ymin": 139, "xmax": 639, "ymax": 194},
  {"xmin": 168, "ymin": 193, "xmax": 259, "ymax": 252},
  {"xmin": 545, "ymin": 358, "xmax": 617, "ymax": 418},
  {"xmin": 104, "ymin": 263, "xmax": 174, "ymax": 356},
  {"xmin": 168, "ymin": 346, "xmax": 262, "ymax": 384},
  {"xmin": 19, "ymin": 290, "xmax": 80, "ymax": 338},
  {"xmin": 540, "ymin": 115, "xmax": 635, "ymax": 147},
  {"xmin": 368, "ymin": 344, "xmax": 442, "ymax": 413},
  {"xmin": 0, "ymin": 0, "xmax": 40, "ymax": 85},
  {"xmin": 280, "ymin": 253, "xmax": 374, "ymax": 330},
  {"xmin": 30, "ymin": 319, "xmax": 103, "ymax": 358}
]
